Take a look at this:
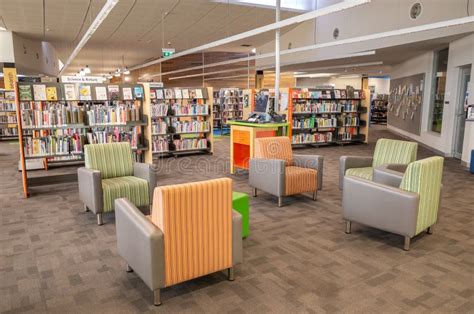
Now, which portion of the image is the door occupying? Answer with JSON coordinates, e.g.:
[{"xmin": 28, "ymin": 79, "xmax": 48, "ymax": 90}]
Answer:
[{"xmin": 453, "ymin": 66, "xmax": 471, "ymax": 159}]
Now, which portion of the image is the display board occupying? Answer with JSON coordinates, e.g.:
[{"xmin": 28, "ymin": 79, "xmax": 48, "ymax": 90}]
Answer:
[{"xmin": 387, "ymin": 73, "xmax": 425, "ymax": 135}]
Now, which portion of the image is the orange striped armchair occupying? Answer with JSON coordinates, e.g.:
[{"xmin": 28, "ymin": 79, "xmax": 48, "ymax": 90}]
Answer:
[
  {"xmin": 115, "ymin": 178, "xmax": 243, "ymax": 306},
  {"xmin": 249, "ymin": 137, "xmax": 323, "ymax": 207}
]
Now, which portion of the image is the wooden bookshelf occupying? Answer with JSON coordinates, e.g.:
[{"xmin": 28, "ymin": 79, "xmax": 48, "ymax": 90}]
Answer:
[
  {"xmin": 16, "ymin": 82, "xmax": 148, "ymax": 198},
  {"xmin": 0, "ymin": 89, "xmax": 19, "ymax": 140},
  {"xmin": 142, "ymin": 84, "xmax": 213, "ymax": 163}
]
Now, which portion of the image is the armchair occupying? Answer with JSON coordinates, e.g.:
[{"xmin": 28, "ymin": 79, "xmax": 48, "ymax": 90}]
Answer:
[
  {"xmin": 343, "ymin": 156, "xmax": 444, "ymax": 250},
  {"xmin": 115, "ymin": 178, "xmax": 243, "ymax": 305},
  {"xmin": 78, "ymin": 142, "xmax": 156, "ymax": 225},
  {"xmin": 249, "ymin": 137, "xmax": 323, "ymax": 207},
  {"xmin": 339, "ymin": 138, "xmax": 418, "ymax": 189}
]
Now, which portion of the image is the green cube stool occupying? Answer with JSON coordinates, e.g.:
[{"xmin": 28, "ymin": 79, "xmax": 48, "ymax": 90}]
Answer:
[{"xmin": 232, "ymin": 191, "xmax": 249, "ymax": 238}]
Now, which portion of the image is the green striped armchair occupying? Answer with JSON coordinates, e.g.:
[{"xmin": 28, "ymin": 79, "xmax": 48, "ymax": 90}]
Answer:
[
  {"xmin": 78, "ymin": 142, "xmax": 156, "ymax": 225},
  {"xmin": 342, "ymin": 156, "xmax": 444, "ymax": 250},
  {"xmin": 339, "ymin": 138, "xmax": 418, "ymax": 189}
]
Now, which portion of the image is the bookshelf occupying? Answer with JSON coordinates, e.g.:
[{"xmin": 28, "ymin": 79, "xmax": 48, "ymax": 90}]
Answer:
[
  {"xmin": 211, "ymin": 88, "xmax": 243, "ymax": 135},
  {"xmin": 0, "ymin": 89, "xmax": 19, "ymax": 140},
  {"xmin": 371, "ymin": 95, "xmax": 388, "ymax": 125},
  {"xmin": 289, "ymin": 88, "xmax": 369, "ymax": 147},
  {"xmin": 142, "ymin": 84, "xmax": 213, "ymax": 163},
  {"xmin": 16, "ymin": 82, "xmax": 148, "ymax": 198}
]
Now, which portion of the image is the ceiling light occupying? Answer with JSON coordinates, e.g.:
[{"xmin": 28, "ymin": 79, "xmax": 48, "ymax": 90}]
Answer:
[
  {"xmin": 114, "ymin": 69, "xmax": 121, "ymax": 77},
  {"xmin": 294, "ymin": 73, "xmax": 336, "ymax": 78},
  {"xmin": 79, "ymin": 68, "xmax": 85, "ymax": 76},
  {"xmin": 124, "ymin": 76, "xmax": 131, "ymax": 82},
  {"xmin": 123, "ymin": 67, "xmax": 130, "ymax": 75},
  {"xmin": 338, "ymin": 74, "xmax": 362, "ymax": 79},
  {"xmin": 251, "ymin": 48, "xmax": 257, "ymax": 53},
  {"xmin": 84, "ymin": 65, "xmax": 91, "ymax": 74},
  {"xmin": 0, "ymin": 26, "xmax": 6, "ymax": 31},
  {"xmin": 107, "ymin": 72, "xmax": 113, "ymax": 79}
]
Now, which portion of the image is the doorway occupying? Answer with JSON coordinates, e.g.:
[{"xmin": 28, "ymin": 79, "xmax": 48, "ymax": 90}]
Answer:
[{"xmin": 453, "ymin": 65, "xmax": 471, "ymax": 159}]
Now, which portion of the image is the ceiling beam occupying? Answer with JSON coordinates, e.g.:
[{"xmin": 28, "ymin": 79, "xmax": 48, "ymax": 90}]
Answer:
[
  {"xmin": 58, "ymin": 0, "xmax": 119, "ymax": 76},
  {"xmin": 129, "ymin": 0, "xmax": 371, "ymax": 71}
]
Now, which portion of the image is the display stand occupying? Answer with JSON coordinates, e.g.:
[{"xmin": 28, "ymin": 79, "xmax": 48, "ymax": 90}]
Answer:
[
  {"xmin": 0, "ymin": 89, "xmax": 18, "ymax": 140},
  {"xmin": 228, "ymin": 121, "xmax": 289, "ymax": 174}
]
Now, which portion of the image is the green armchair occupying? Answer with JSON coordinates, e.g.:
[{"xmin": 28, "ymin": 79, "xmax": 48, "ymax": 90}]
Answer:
[
  {"xmin": 343, "ymin": 156, "xmax": 444, "ymax": 250},
  {"xmin": 339, "ymin": 138, "xmax": 418, "ymax": 189},
  {"xmin": 78, "ymin": 142, "xmax": 156, "ymax": 225}
]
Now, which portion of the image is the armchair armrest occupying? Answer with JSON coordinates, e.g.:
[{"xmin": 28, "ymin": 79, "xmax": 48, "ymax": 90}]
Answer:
[
  {"xmin": 342, "ymin": 175, "xmax": 419, "ymax": 237},
  {"xmin": 249, "ymin": 158, "xmax": 285, "ymax": 197},
  {"xmin": 78, "ymin": 167, "xmax": 103, "ymax": 214},
  {"xmin": 293, "ymin": 154, "xmax": 324, "ymax": 190},
  {"xmin": 373, "ymin": 164, "xmax": 406, "ymax": 188},
  {"xmin": 339, "ymin": 156, "xmax": 373, "ymax": 189},
  {"xmin": 133, "ymin": 162, "xmax": 157, "ymax": 204},
  {"xmin": 115, "ymin": 198, "xmax": 165, "ymax": 291},
  {"xmin": 232, "ymin": 210, "xmax": 243, "ymax": 265}
]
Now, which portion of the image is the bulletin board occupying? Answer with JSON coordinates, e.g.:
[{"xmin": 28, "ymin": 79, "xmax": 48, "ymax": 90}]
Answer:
[{"xmin": 387, "ymin": 73, "xmax": 425, "ymax": 135}]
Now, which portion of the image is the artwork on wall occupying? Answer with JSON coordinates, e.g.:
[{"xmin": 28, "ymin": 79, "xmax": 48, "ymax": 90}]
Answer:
[{"xmin": 387, "ymin": 73, "xmax": 425, "ymax": 135}]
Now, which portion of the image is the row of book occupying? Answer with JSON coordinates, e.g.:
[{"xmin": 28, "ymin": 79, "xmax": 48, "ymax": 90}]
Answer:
[
  {"xmin": 292, "ymin": 89, "xmax": 362, "ymax": 99},
  {"xmin": 150, "ymin": 88, "xmax": 205, "ymax": 100},
  {"xmin": 172, "ymin": 121, "xmax": 210, "ymax": 133},
  {"xmin": 22, "ymin": 106, "xmax": 85, "ymax": 128},
  {"xmin": 152, "ymin": 120, "xmax": 168, "ymax": 134},
  {"xmin": 0, "ymin": 128, "xmax": 18, "ymax": 136},
  {"xmin": 0, "ymin": 102, "xmax": 16, "ymax": 111},
  {"xmin": 293, "ymin": 117, "xmax": 315, "ymax": 129},
  {"xmin": 172, "ymin": 104, "xmax": 209, "ymax": 116},
  {"xmin": 24, "ymin": 135, "xmax": 83, "ymax": 157},
  {"xmin": 316, "ymin": 117, "xmax": 338, "ymax": 128},
  {"xmin": 152, "ymin": 138, "xmax": 169, "ymax": 153},
  {"xmin": 0, "ymin": 116, "xmax": 17, "ymax": 123},
  {"xmin": 85, "ymin": 128, "xmax": 142, "ymax": 149},
  {"xmin": 174, "ymin": 138, "xmax": 207, "ymax": 151},
  {"xmin": 343, "ymin": 116, "xmax": 359, "ymax": 127},
  {"xmin": 292, "ymin": 133, "xmax": 333, "ymax": 144},
  {"xmin": 87, "ymin": 104, "xmax": 141, "ymax": 126},
  {"xmin": 292, "ymin": 101, "xmax": 360, "ymax": 113},
  {"xmin": 27, "ymin": 128, "xmax": 84, "ymax": 138},
  {"xmin": 151, "ymin": 103, "xmax": 169, "ymax": 118}
]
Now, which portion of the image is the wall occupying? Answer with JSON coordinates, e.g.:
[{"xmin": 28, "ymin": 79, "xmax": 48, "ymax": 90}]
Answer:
[
  {"xmin": 368, "ymin": 77, "xmax": 390, "ymax": 95},
  {"xmin": 388, "ymin": 34, "xmax": 474, "ymax": 165},
  {"xmin": 0, "ymin": 31, "xmax": 15, "ymax": 63},
  {"xmin": 12, "ymin": 34, "xmax": 61, "ymax": 76},
  {"xmin": 296, "ymin": 76, "xmax": 361, "ymax": 89}
]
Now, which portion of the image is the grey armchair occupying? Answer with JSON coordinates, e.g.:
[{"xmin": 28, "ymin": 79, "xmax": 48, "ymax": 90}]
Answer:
[
  {"xmin": 115, "ymin": 178, "xmax": 243, "ymax": 305},
  {"xmin": 249, "ymin": 137, "xmax": 323, "ymax": 207},
  {"xmin": 343, "ymin": 156, "xmax": 444, "ymax": 250},
  {"xmin": 78, "ymin": 142, "xmax": 156, "ymax": 225}
]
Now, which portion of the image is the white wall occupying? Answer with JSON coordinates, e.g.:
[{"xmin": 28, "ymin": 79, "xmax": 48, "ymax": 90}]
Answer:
[
  {"xmin": 296, "ymin": 76, "xmax": 361, "ymax": 89},
  {"xmin": 12, "ymin": 34, "xmax": 61, "ymax": 76},
  {"xmin": 368, "ymin": 77, "xmax": 390, "ymax": 95},
  {"xmin": 0, "ymin": 31, "xmax": 15, "ymax": 63}
]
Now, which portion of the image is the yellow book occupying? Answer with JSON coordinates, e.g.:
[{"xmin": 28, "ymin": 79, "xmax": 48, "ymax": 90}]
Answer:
[{"xmin": 46, "ymin": 87, "xmax": 58, "ymax": 101}]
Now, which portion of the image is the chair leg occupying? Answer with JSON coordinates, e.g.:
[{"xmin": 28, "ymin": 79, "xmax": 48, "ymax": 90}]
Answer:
[
  {"xmin": 427, "ymin": 226, "xmax": 433, "ymax": 234},
  {"xmin": 312, "ymin": 190, "xmax": 317, "ymax": 201},
  {"xmin": 126, "ymin": 264, "xmax": 133, "ymax": 272},
  {"xmin": 153, "ymin": 289, "xmax": 161, "ymax": 306},
  {"xmin": 345, "ymin": 221, "xmax": 351, "ymax": 234},
  {"xmin": 253, "ymin": 188, "xmax": 257, "ymax": 197},
  {"xmin": 278, "ymin": 196, "xmax": 283, "ymax": 207},
  {"xmin": 97, "ymin": 213, "xmax": 103, "ymax": 226},
  {"xmin": 404, "ymin": 236, "xmax": 411, "ymax": 251},
  {"xmin": 84, "ymin": 204, "xmax": 89, "ymax": 212},
  {"xmin": 227, "ymin": 267, "xmax": 235, "ymax": 281}
]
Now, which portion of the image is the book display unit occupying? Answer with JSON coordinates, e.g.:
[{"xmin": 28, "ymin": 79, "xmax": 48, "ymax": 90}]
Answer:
[
  {"xmin": 289, "ymin": 88, "xmax": 369, "ymax": 147},
  {"xmin": 213, "ymin": 88, "xmax": 243, "ymax": 135},
  {"xmin": 0, "ymin": 89, "xmax": 18, "ymax": 140},
  {"xmin": 142, "ymin": 84, "xmax": 213, "ymax": 163},
  {"xmin": 15, "ymin": 82, "xmax": 148, "ymax": 198},
  {"xmin": 371, "ymin": 95, "xmax": 388, "ymax": 124}
]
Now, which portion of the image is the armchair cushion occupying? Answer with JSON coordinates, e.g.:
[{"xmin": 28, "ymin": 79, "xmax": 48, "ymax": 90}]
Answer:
[
  {"xmin": 85, "ymin": 142, "xmax": 133, "ymax": 179},
  {"xmin": 285, "ymin": 166, "xmax": 317, "ymax": 196},
  {"xmin": 345, "ymin": 167, "xmax": 373, "ymax": 180},
  {"xmin": 254, "ymin": 136, "xmax": 293, "ymax": 166},
  {"xmin": 102, "ymin": 176, "xmax": 149, "ymax": 213},
  {"xmin": 372, "ymin": 139, "xmax": 418, "ymax": 168}
]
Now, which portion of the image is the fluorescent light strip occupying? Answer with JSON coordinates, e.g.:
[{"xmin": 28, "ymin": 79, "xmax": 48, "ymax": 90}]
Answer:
[
  {"xmin": 204, "ymin": 74, "xmax": 253, "ymax": 81},
  {"xmin": 58, "ymin": 0, "xmax": 119, "ymax": 76},
  {"xmin": 130, "ymin": 0, "xmax": 371, "ymax": 71},
  {"xmin": 301, "ymin": 61, "xmax": 384, "ymax": 73}
]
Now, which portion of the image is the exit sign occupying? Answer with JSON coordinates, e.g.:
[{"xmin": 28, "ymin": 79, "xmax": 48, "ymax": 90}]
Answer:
[{"xmin": 162, "ymin": 48, "xmax": 175, "ymax": 58}]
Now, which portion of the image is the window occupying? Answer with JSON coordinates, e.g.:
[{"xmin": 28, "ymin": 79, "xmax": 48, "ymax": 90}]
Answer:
[{"xmin": 430, "ymin": 48, "xmax": 449, "ymax": 133}]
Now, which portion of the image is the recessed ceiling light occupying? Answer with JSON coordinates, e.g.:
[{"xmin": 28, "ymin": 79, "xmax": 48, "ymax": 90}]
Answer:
[{"xmin": 46, "ymin": 27, "xmax": 51, "ymax": 32}]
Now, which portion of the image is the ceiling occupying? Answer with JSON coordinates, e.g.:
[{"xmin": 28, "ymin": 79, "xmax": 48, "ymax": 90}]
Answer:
[{"xmin": 0, "ymin": 0, "xmax": 298, "ymax": 76}]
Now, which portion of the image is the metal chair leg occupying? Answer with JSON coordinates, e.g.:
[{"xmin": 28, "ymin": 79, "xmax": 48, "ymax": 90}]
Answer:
[
  {"xmin": 312, "ymin": 190, "xmax": 317, "ymax": 201},
  {"xmin": 153, "ymin": 289, "xmax": 161, "ymax": 306},
  {"xmin": 404, "ymin": 236, "xmax": 411, "ymax": 251},
  {"xmin": 427, "ymin": 226, "xmax": 433, "ymax": 234},
  {"xmin": 253, "ymin": 188, "xmax": 257, "ymax": 197},
  {"xmin": 345, "ymin": 221, "xmax": 351, "ymax": 234},
  {"xmin": 126, "ymin": 264, "xmax": 133, "ymax": 272},
  {"xmin": 278, "ymin": 197, "xmax": 283, "ymax": 207},
  {"xmin": 227, "ymin": 267, "xmax": 235, "ymax": 281},
  {"xmin": 84, "ymin": 204, "xmax": 89, "ymax": 212},
  {"xmin": 97, "ymin": 213, "xmax": 103, "ymax": 225}
]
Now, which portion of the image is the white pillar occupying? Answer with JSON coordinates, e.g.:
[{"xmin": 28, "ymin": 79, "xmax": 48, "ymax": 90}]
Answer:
[{"xmin": 274, "ymin": 0, "xmax": 281, "ymax": 112}]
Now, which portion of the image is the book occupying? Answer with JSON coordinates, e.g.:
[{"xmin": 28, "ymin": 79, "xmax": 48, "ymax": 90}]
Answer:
[
  {"xmin": 46, "ymin": 87, "xmax": 58, "ymax": 101},
  {"xmin": 165, "ymin": 89, "xmax": 174, "ymax": 99},
  {"xmin": 134, "ymin": 86, "xmax": 144, "ymax": 99},
  {"xmin": 80, "ymin": 85, "xmax": 92, "ymax": 101},
  {"xmin": 123, "ymin": 87, "xmax": 133, "ymax": 100},
  {"xmin": 182, "ymin": 89, "xmax": 189, "ymax": 99},
  {"xmin": 19, "ymin": 85, "xmax": 33, "ymax": 101},
  {"xmin": 95, "ymin": 86, "xmax": 107, "ymax": 100},
  {"xmin": 33, "ymin": 84, "xmax": 47, "ymax": 101},
  {"xmin": 156, "ymin": 89, "xmax": 164, "ymax": 99},
  {"xmin": 195, "ymin": 89, "xmax": 203, "ymax": 99},
  {"xmin": 64, "ymin": 84, "xmax": 77, "ymax": 101},
  {"xmin": 149, "ymin": 91, "xmax": 156, "ymax": 99},
  {"xmin": 175, "ymin": 89, "xmax": 182, "ymax": 99},
  {"xmin": 108, "ymin": 85, "xmax": 120, "ymax": 101}
]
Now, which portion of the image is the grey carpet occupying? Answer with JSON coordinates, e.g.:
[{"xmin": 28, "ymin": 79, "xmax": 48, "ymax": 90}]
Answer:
[{"xmin": 0, "ymin": 125, "xmax": 473, "ymax": 313}]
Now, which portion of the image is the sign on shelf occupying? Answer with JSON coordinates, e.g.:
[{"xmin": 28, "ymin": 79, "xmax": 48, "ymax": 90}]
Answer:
[{"xmin": 61, "ymin": 76, "xmax": 106, "ymax": 83}]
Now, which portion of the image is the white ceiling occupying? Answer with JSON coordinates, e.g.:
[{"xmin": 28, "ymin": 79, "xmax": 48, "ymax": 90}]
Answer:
[{"xmin": 0, "ymin": 0, "xmax": 298, "ymax": 75}]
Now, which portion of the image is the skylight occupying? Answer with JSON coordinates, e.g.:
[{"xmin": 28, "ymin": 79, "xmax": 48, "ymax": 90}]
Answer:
[{"xmin": 213, "ymin": 0, "xmax": 317, "ymax": 12}]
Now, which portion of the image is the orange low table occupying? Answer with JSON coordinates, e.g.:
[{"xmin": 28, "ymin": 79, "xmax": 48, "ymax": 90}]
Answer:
[{"xmin": 228, "ymin": 121, "xmax": 289, "ymax": 174}]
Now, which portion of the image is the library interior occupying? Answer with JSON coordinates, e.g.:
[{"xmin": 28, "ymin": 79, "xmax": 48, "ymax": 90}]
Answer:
[{"xmin": 1, "ymin": 0, "xmax": 474, "ymax": 312}]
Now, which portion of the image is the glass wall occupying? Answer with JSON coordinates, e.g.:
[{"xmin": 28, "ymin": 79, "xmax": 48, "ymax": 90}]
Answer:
[{"xmin": 430, "ymin": 48, "xmax": 449, "ymax": 133}]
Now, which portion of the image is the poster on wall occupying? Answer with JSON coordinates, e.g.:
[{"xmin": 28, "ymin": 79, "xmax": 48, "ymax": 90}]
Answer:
[{"xmin": 387, "ymin": 73, "xmax": 425, "ymax": 135}]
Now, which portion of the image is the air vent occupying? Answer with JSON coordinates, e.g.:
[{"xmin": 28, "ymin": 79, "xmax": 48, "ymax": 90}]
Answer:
[
  {"xmin": 333, "ymin": 28, "xmax": 339, "ymax": 39},
  {"xmin": 240, "ymin": 44, "xmax": 251, "ymax": 47},
  {"xmin": 410, "ymin": 2, "xmax": 422, "ymax": 19}
]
